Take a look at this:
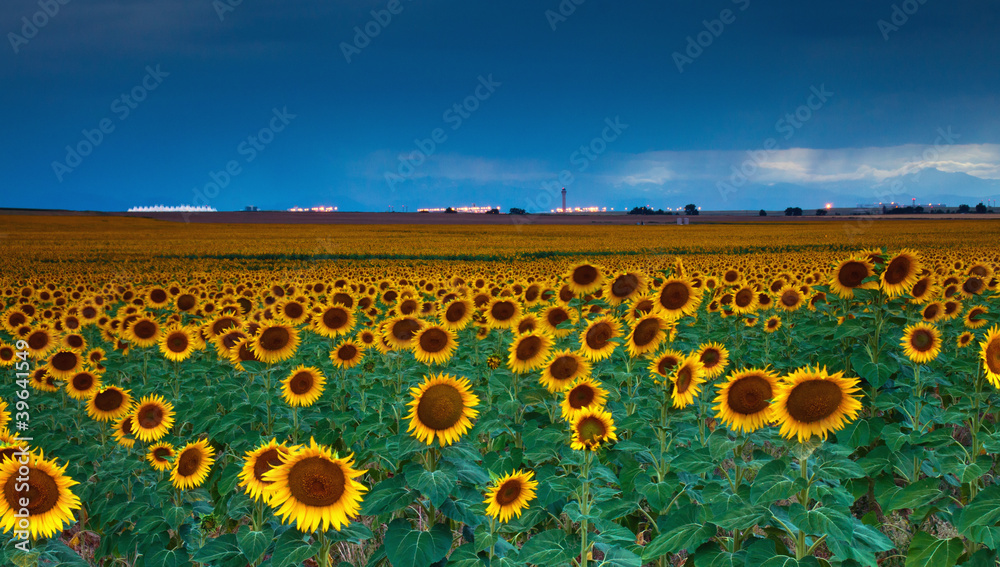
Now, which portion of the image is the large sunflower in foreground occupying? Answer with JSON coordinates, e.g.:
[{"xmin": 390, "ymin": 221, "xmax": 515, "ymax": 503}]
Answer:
[
  {"xmin": 829, "ymin": 257, "xmax": 877, "ymax": 299},
  {"xmin": 0, "ymin": 450, "xmax": 81, "ymax": 539},
  {"xmin": 560, "ymin": 378, "xmax": 609, "ymax": 420},
  {"xmin": 655, "ymin": 278, "xmax": 701, "ymax": 319},
  {"xmin": 570, "ymin": 407, "xmax": 618, "ymax": 451},
  {"xmin": 439, "ymin": 298, "xmax": 474, "ymax": 331},
  {"xmin": 578, "ymin": 315, "xmax": 622, "ymax": 362},
  {"xmin": 484, "ymin": 470, "xmax": 539, "ymax": 523},
  {"xmin": 86, "ymin": 386, "xmax": 133, "ymax": 422},
  {"xmin": 171, "ymin": 439, "xmax": 216, "ymax": 490},
  {"xmin": 880, "ymin": 249, "xmax": 922, "ymax": 298},
  {"xmin": 406, "ymin": 373, "xmax": 480, "ymax": 446},
  {"xmin": 771, "ymin": 366, "xmax": 863, "ymax": 442},
  {"xmin": 159, "ymin": 326, "xmax": 196, "ymax": 362},
  {"xmin": 713, "ymin": 368, "xmax": 779, "ymax": 433},
  {"xmin": 485, "ymin": 299, "xmax": 521, "ymax": 329},
  {"xmin": 146, "ymin": 442, "xmax": 176, "ymax": 472},
  {"xmin": 900, "ymin": 322, "xmax": 941, "ymax": 363},
  {"xmin": 625, "ymin": 314, "xmax": 669, "ymax": 358},
  {"xmin": 239, "ymin": 439, "xmax": 292, "ymax": 502},
  {"xmin": 251, "ymin": 323, "xmax": 300, "ymax": 364},
  {"xmin": 671, "ymin": 355, "xmax": 707, "ymax": 409},
  {"xmin": 508, "ymin": 330, "xmax": 554, "ymax": 374},
  {"xmin": 263, "ymin": 438, "xmax": 368, "ymax": 532},
  {"xmin": 981, "ymin": 325, "xmax": 1000, "ymax": 388},
  {"xmin": 696, "ymin": 342, "xmax": 730, "ymax": 378},
  {"xmin": 412, "ymin": 325, "xmax": 458, "ymax": 366},
  {"xmin": 66, "ymin": 371, "xmax": 101, "ymax": 401},
  {"xmin": 131, "ymin": 394, "xmax": 175, "ymax": 442},
  {"xmin": 282, "ymin": 366, "xmax": 326, "ymax": 407},
  {"xmin": 539, "ymin": 351, "xmax": 591, "ymax": 393}
]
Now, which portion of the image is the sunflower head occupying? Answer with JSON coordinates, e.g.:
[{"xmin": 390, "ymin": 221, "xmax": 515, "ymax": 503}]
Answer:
[
  {"xmin": 772, "ymin": 366, "xmax": 863, "ymax": 442},
  {"xmin": 131, "ymin": 394, "xmax": 175, "ymax": 443},
  {"xmin": 713, "ymin": 368, "xmax": 779, "ymax": 433},
  {"xmin": 405, "ymin": 373, "xmax": 480, "ymax": 446},
  {"xmin": 829, "ymin": 258, "xmax": 877, "ymax": 299},
  {"xmin": 147, "ymin": 442, "xmax": 176, "ymax": 471},
  {"xmin": 508, "ymin": 330, "xmax": 554, "ymax": 374},
  {"xmin": 880, "ymin": 250, "xmax": 922, "ymax": 298},
  {"xmin": 484, "ymin": 470, "xmax": 539, "ymax": 522},
  {"xmin": 626, "ymin": 314, "xmax": 668, "ymax": 358},
  {"xmin": 251, "ymin": 323, "xmax": 299, "ymax": 364},
  {"xmin": 540, "ymin": 351, "xmax": 591, "ymax": 393},
  {"xmin": 981, "ymin": 325, "xmax": 1000, "ymax": 388},
  {"xmin": 282, "ymin": 365, "xmax": 326, "ymax": 407},
  {"xmin": 696, "ymin": 342, "xmax": 730, "ymax": 378},
  {"xmin": 239, "ymin": 439, "xmax": 292, "ymax": 502},
  {"xmin": 566, "ymin": 263, "xmax": 605, "ymax": 295},
  {"xmin": 655, "ymin": 278, "xmax": 701, "ymax": 319},
  {"xmin": 570, "ymin": 407, "xmax": 618, "ymax": 451},
  {"xmin": 171, "ymin": 439, "xmax": 216, "ymax": 490},
  {"xmin": 0, "ymin": 450, "xmax": 82, "ymax": 539},
  {"xmin": 560, "ymin": 378, "xmax": 609, "ymax": 420},
  {"xmin": 900, "ymin": 323, "xmax": 941, "ymax": 364},
  {"xmin": 671, "ymin": 355, "xmax": 707, "ymax": 409},
  {"xmin": 331, "ymin": 339, "xmax": 366, "ymax": 369},
  {"xmin": 578, "ymin": 315, "xmax": 622, "ymax": 362},
  {"xmin": 86, "ymin": 386, "xmax": 133, "ymax": 422},
  {"xmin": 412, "ymin": 325, "xmax": 458, "ymax": 366}
]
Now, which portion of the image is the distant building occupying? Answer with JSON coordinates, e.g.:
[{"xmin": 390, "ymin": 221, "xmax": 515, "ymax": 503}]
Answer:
[{"xmin": 245, "ymin": 206, "xmax": 259, "ymax": 212}]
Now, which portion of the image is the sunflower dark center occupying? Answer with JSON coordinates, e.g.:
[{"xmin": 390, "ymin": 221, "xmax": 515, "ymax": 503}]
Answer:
[
  {"xmin": 27, "ymin": 331, "xmax": 49, "ymax": 350},
  {"xmin": 910, "ymin": 329, "xmax": 934, "ymax": 351},
  {"xmin": 573, "ymin": 265, "xmax": 599, "ymax": 286},
  {"xmin": 392, "ymin": 319, "xmax": 421, "ymax": 340},
  {"xmin": 177, "ymin": 448, "xmax": 202, "ymax": 477},
  {"xmin": 288, "ymin": 456, "xmax": 346, "ymax": 507},
  {"xmin": 734, "ymin": 289, "xmax": 754, "ymax": 308},
  {"xmin": 149, "ymin": 289, "xmax": 167, "ymax": 303},
  {"xmin": 569, "ymin": 384, "xmax": 595, "ymax": 408},
  {"xmin": 585, "ymin": 322, "xmax": 613, "ymax": 350},
  {"xmin": 658, "ymin": 356, "xmax": 679, "ymax": 375},
  {"xmin": 284, "ymin": 303, "xmax": 304, "ymax": 319},
  {"xmin": 322, "ymin": 307, "xmax": 349, "ymax": 330},
  {"xmin": 71, "ymin": 372, "xmax": 93, "ymax": 391},
  {"xmin": 515, "ymin": 336, "xmax": 542, "ymax": 361},
  {"xmin": 786, "ymin": 379, "xmax": 843, "ymax": 423},
  {"xmin": 153, "ymin": 447, "xmax": 172, "ymax": 461},
  {"xmin": 547, "ymin": 308, "xmax": 569, "ymax": 327},
  {"xmin": 525, "ymin": 286, "xmax": 540, "ymax": 302},
  {"xmin": 884, "ymin": 256, "xmax": 912, "ymax": 285},
  {"xmin": 924, "ymin": 304, "xmax": 939, "ymax": 319},
  {"xmin": 724, "ymin": 270, "xmax": 739, "ymax": 283},
  {"xmin": 559, "ymin": 286, "xmax": 575, "ymax": 302},
  {"xmin": 611, "ymin": 274, "xmax": 639, "ymax": 298},
  {"xmin": 260, "ymin": 327, "xmax": 290, "ymax": 350},
  {"xmin": 419, "ymin": 329, "xmax": 449, "ymax": 353},
  {"xmin": 177, "ymin": 294, "xmax": 197, "ymax": 311},
  {"xmin": 837, "ymin": 261, "xmax": 869, "ymax": 288},
  {"xmin": 577, "ymin": 416, "xmax": 606, "ymax": 443},
  {"xmin": 495, "ymin": 479, "xmax": 523, "ymax": 506},
  {"xmin": 676, "ymin": 367, "xmax": 693, "ymax": 393},
  {"xmin": 964, "ymin": 277, "xmax": 984, "ymax": 294},
  {"xmin": 659, "ymin": 282, "xmax": 690, "ymax": 310},
  {"xmin": 400, "ymin": 299, "xmax": 418, "ymax": 315},
  {"xmin": 781, "ymin": 290, "xmax": 800, "ymax": 307},
  {"xmin": 338, "ymin": 344, "xmax": 359, "ymax": 360},
  {"xmin": 911, "ymin": 279, "xmax": 929, "ymax": 297},
  {"xmin": 445, "ymin": 302, "xmax": 467, "ymax": 322},
  {"xmin": 0, "ymin": 347, "xmax": 13, "ymax": 361},
  {"xmin": 633, "ymin": 318, "xmax": 660, "ymax": 346},
  {"xmin": 4, "ymin": 468, "xmax": 60, "ymax": 515},
  {"xmin": 416, "ymin": 384, "xmax": 465, "ymax": 430},
  {"xmin": 290, "ymin": 371, "xmax": 314, "ymax": 395},
  {"xmin": 133, "ymin": 320, "xmax": 157, "ymax": 339},
  {"xmin": 550, "ymin": 356, "xmax": 579, "ymax": 380},
  {"xmin": 945, "ymin": 302, "xmax": 960, "ymax": 315},
  {"xmin": 491, "ymin": 301, "xmax": 516, "ymax": 321},
  {"xmin": 727, "ymin": 375, "xmax": 772, "ymax": 415},
  {"xmin": 253, "ymin": 448, "xmax": 284, "ymax": 482},
  {"xmin": 94, "ymin": 389, "xmax": 124, "ymax": 411},
  {"xmin": 167, "ymin": 333, "xmax": 188, "ymax": 353},
  {"xmin": 969, "ymin": 308, "xmax": 986, "ymax": 322},
  {"xmin": 66, "ymin": 335, "xmax": 83, "ymax": 349},
  {"xmin": 767, "ymin": 318, "xmax": 780, "ymax": 329},
  {"xmin": 986, "ymin": 339, "xmax": 1000, "ymax": 375},
  {"xmin": 137, "ymin": 404, "xmax": 164, "ymax": 428},
  {"xmin": 700, "ymin": 349, "xmax": 720, "ymax": 366},
  {"xmin": 332, "ymin": 293, "xmax": 353, "ymax": 307}
]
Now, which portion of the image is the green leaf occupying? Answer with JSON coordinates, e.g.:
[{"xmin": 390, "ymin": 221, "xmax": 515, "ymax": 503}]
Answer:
[
  {"xmin": 406, "ymin": 467, "xmax": 457, "ymax": 507},
  {"xmin": 761, "ymin": 557, "xmax": 820, "ymax": 567},
  {"xmin": 816, "ymin": 458, "xmax": 866, "ymax": 481},
  {"xmin": 446, "ymin": 543, "xmax": 485, "ymax": 567},
  {"xmin": 642, "ymin": 523, "xmax": 717, "ymax": 561},
  {"xmin": 955, "ymin": 485, "xmax": 1000, "ymax": 535},
  {"xmin": 905, "ymin": 532, "xmax": 963, "ymax": 567},
  {"xmin": 361, "ymin": 475, "xmax": 416, "ymax": 516},
  {"xmin": 191, "ymin": 534, "xmax": 241, "ymax": 563},
  {"xmin": 596, "ymin": 545, "xmax": 642, "ymax": 567},
  {"xmin": 237, "ymin": 527, "xmax": 273, "ymax": 565},
  {"xmin": 788, "ymin": 505, "xmax": 852, "ymax": 541},
  {"xmin": 517, "ymin": 530, "xmax": 577, "ymax": 566},
  {"xmin": 144, "ymin": 547, "xmax": 192, "ymax": 567},
  {"xmin": 165, "ymin": 506, "xmax": 189, "ymax": 531},
  {"xmin": 878, "ymin": 477, "xmax": 943, "ymax": 513},
  {"xmin": 271, "ymin": 529, "xmax": 321, "ymax": 567},
  {"xmin": 384, "ymin": 520, "xmax": 452, "ymax": 567}
]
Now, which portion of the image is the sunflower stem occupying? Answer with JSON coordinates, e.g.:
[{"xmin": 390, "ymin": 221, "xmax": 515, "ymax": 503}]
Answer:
[
  {"xmin": 292, "ymin": 406, "xmax": 299, "ymax": 444},
  {"xmin": 315, "ymin": 530, "xmax": 332, "ymax": 567},
  {"xmin": 488, "ymin": 516, "xmax": 497, "ymax": 566},
  {"xmin": 579, "ymin": 449, "xmax": 593, "ymax": 567}
]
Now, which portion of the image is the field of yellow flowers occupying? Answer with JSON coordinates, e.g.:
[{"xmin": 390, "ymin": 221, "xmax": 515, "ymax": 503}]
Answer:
[{"xmin": 0, "ymin": 215, "xmax": 999, "ymax": 567}]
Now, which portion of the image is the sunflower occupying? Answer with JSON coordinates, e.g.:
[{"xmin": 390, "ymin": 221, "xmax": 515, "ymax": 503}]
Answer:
[
  {"xmin": 276, "ymin": 300, "xmax": 309, "ymax": 325},
  {"xmin": 0, "ymin": 450, "xmax": 81, "ymax": 539},
  {"xmin": 46, "ymin": 349, "xmax": 83, "ymax": 380},
  {"xmin": 485, "ymin": 299, "xmax": 521, "ymax": 329},
  {"xmin": 127, "ymin": 316, "xmax": 161, "ymax": 348},
  {"xmin": 263, "ymin": 438, "xmax": 367, "ymax": 532},
  {"xmin": 239, "ymin": 439, "xmax": 292, "ymax": 502},
  {"xmin": 66, "ymin": 371, "xmax": 101, "ymax": 401},
  {"xmin": 566, "ymin": 262, "xmax": 604, "ymax": 295},
  {"xmin": 171, "ymin": 439, "xmax": 216, "ymax": 490},
  {"xmin": 62, "ymin": 333, "xmax": 86, "ymax": 351},
  {"xmin": 771, "ymin": 366, "xmax": 863, "ymax": 442},
  {"xmin": 405, "ymin": 373, "xmax": 480, "ymax": 446},
  {"xmin": 0, "ymin": 401, "xmax": 8, "ymax": 431},
  {"xmin": 921, "ymin": 302, "xmax": 944, "ymax": 322},
  {"xmin": 251, "ymin": 323, "xmax": 299, "ymax": 364},
  {"xmin": 0, "ymin": 342, "xmax": 15, "ymax": 367},
  {"xmin": 131, "ymin": 394, "xmax": 175, "ymax": 442},
  {"xmin": 330, "ymin": 339, "xmax": 366, "ymax": 369},
  {"xmin": 112, "ymin": 415, "xmax": 137, "ymax": 448},
  {"xmin": 624, "ymin": 314, "xmax": 668, "ymax": 358},
  {"xmin": 909, "ymin": 276, "xmax": 938, "ymax": 304},
  {"xmin": 560, "ymin": 378, "xmax": 609, "ymax": 421},
  {"xmin": 964, "ymin": 306, "xmax": 989, "ymax": 329},
  {"xmin": 731, "ymin": 285, "xmax": 759, "ymax": 315},
  {"xmin": 655, "ymin": 278, "xmax": 701, "ymax": 319},
  {"xmin": 508, "ymin": 330, "xmax": 554, "ymax": 374},
  {"xmin": 775, "ymin": 285, "xmax": 805, "ymax": 312},
  {"xmin": 539, "ymin": 351, "xmax": 591, "ymax": 393},
  {"xmin": 23, "ymin": 328, "xmax": 56, "ymax": 359},
  {"xmin": 159, "ymin": 326, "xmax": 195, "ymax": 362},
  {"xmin": 282, "ymin": 366, "xmax": 326, "ymax": 407},
  {"xmin": 412, "ymin": 325, "xmax": 458, "ymax": 366},
  {"xmin": 514, "ymin": 314, "xmax": 541, "ymax": 335},
  {"xmin": 578, "ymin": 315, "xmax": 621, "ymax": 362},
  {"xmin": 313, "ymin": 304, "xmax": 355, "ymax": 338},
  {"xmin": 570, "ymin": 407, "xmax": 618, "ymax": 451},
  {"xmin": 484, "ymin": 470, "xmax": 539, "ymax": 522},
  {"xmin": 228, "ymin": 337, "xmax": 260, "ymax": 371},
  {"xmin": 671, "ymin": 355, "xmax": 707, "ymax": 409},
  {"xmin": 603, "ymin": 272, "xmax": 647, "ymax": 305},
  {"xmin": 957, "ymin": 332, "xmax": 975, "ymax": 349},
  {"xmin": 829, "ymin": 258, "xmax": 877, "ymax": 299},
  {"xmin": 86, "ymin": 386, "xmax": 133, "ymax": 422},
  {"xmin": 981, "ymin": 326, "xmax": 1000, "ymax": 388},
  {"xmin": 900, "ymin": 323, "xmax": 941, "ymax": 363},
  {"xmin": 357, "ymin": 329, "xmax": 377, "ymax": 349},
  {"xmin": 540, "ymin": 305, "xmax": 577, "ymax": 337},
  {"xmin": 696, "ymin": 342, "xmax": 730, "ymax": 378},
  {"xmin": 764, "ymin": 316, "xmax": 782, "ymax": 333},
  {"xmin": 147, "ymin": 442, "xmax": 176, "ymax": 472},
  {"xmin": 713, "ymin": 368, "xmax": 779, "ymax": 433},
  {"xmin": 880, "ymin": 250, "xmax": 922, "ymax": 298},
  {"xmin": 439, "ymin": 298, "xmax": 474, "ymax": 330},
  {"xmin": 383, "ymin": 316, "xmax": 424, "ymax": 349},
  {"xmin": 649, "ymin": 349, "xmax": 685, "ymax": 384}
]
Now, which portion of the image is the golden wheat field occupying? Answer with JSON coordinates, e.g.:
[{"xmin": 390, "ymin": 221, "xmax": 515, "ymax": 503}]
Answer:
[{"xmin": 1, "ymin": 214, "xmax": 1000, "ymax": 567}]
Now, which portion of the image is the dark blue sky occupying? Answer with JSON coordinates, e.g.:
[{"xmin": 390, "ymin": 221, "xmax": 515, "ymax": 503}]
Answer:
[{"xmin": 3, "ymin": 0, "xmax": 999, "ymax": 212}]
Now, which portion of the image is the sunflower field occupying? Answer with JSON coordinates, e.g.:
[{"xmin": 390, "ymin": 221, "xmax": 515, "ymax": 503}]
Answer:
[{"xmin": 2, "ymin": 216, "xmax": 1000, "ymax": 567}]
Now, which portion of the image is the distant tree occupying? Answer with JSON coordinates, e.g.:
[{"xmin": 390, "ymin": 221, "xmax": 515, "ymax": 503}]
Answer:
[
  {"xmin": 508, "ymin": 207, "xmax": 527, "ymax": 215},
  {"xmin": 816, "ymin": 209, "xmax": 828, "ymax": 216},
  {"xmin": 444, "ymin": 207, "xmax": 457, "ymax": 214},
  {"xmin": 785, "ymin": 207, "xmax": 803, "ymax": 216},
  {"xmin": 759, "ymin": 209, "xmax": 767, "ymax": 217},
  {"xmin": 958, "ymin": 204, "xmax": 971, "ymax": 213},
  {"xmin": 628, "ymin": 206, "xmax": 666, "ymax": 215},
  {"xmin": 684, "ymin": 204, "xmax": 699, "ymax": 215},
  {"xmin": 486, "ymin": 208, "xmax": 500, "ymax": 215},
  {"xmin": 976, "ymin": 202, "xmax": 988, "ymax": 213}
]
